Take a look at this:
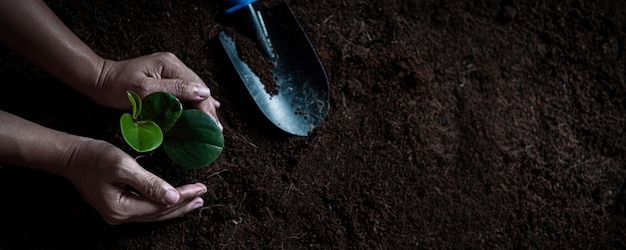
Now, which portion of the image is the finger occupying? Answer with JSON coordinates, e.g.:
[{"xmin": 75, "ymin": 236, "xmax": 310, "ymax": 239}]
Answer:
[
  {"xmin": 127, "ymin": 182, "xmax": 206, "ymax": 207},
  {"xmin": 152, "ymin": 52, "xmax": 204, "ymax": 83},
  {"xmin": 120, "ymin": 183, "xmax": 207, "ymax": 222},
  {"xmin": 142, "ymin": 77, "xmax": 222, "ymax": 129},
  {"xmin": 130, "ymin": 197, "xmax": 205, "ymax": 223},
  {"xmin": 145, "ymin": 77, "xmax": 211, "ymax": 102},
  {"xmin": 192, "ymin": 97, "xmax": 223, "ymax": 131},
  {"xmin": 120, "ymin": 165, "xmax": 181, "ymax": 205},
  {"xmin": 175, "ymin": 182, "xmax": 208, "ymax": 201}
]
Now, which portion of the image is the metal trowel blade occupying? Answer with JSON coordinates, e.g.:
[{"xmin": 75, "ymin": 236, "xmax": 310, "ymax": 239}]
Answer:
[{"xmin": 219, "ymin": 3, "xmax": 330, "ymax": 136}]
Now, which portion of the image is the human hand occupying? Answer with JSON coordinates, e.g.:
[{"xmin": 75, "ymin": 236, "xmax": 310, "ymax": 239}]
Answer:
[
  {"xmin": 62, "ymin": 138, "xmax": 207, "ymax": 225},
  {"xmin": 92, "ymin": 52, "xmax": 222, "ymax": 130}
]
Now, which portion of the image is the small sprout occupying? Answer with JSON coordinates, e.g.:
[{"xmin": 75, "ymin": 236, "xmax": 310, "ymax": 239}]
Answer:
[{"xmin": 119, "ymin": 91, "xmax": 224, "ymax": 169}]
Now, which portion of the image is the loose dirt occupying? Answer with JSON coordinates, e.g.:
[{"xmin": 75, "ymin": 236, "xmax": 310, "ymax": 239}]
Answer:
[{"xmin": 0, "ymin": 0, "xmax": 624, "ymax": 249}]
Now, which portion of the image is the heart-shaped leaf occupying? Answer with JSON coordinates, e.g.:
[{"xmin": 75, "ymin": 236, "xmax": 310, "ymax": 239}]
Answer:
[
  {"xmin": 163, "ymin": 109, "xmax": 224, "ymax": 169},
  {"xmin": 140, "ymin": 92, "xmax": 182, "ymax": 133},
  {"xmin": 120, "ymin": 113, "xmax": 163, "ymax": 152}
]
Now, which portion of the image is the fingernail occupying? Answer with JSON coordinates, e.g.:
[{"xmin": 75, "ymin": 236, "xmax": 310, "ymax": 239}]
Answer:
[
  {"xmin": 196, "ymin": 188, "xmax": 207, "ymax": 196},
  {"xmin": 164, "ymin": 189, "xmax": 180, "ymax": 204},
  {"xmin": 192, "ymin": 201, "xmax": 203, "ymax": 209},
  {"xmin": 194, "ymin": 85, "xmax": 211, "ymax": 99}
]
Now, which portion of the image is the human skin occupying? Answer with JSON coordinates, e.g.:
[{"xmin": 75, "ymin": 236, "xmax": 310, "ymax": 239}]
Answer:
[{"xmin": 0, "ymin": 0, "xmax": 222, "ymax": 224}]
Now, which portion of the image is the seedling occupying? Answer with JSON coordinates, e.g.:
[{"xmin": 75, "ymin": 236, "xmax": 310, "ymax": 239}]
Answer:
[{"xmin": 120, "ymin": 91, "xmax": 224, "ymax": 169}]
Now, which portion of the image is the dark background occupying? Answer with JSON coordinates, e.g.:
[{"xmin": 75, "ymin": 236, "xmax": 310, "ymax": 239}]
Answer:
[{"xmin": 0, "ymin": 0, "xmax": 625, "ymax": 248}]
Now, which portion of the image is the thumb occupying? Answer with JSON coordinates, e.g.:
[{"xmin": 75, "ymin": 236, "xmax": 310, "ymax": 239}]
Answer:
[
  {"xmin": 127, "ymin": 167, "xmax": 180, "ymax": 205},
  {"xmin": 147, "ymin": 78, "xmax": 211, "ymax": 102}
]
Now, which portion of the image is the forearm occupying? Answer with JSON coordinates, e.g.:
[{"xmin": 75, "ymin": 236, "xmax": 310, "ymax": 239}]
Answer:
[
  {"xmin": 0, "ymin": 110, "xmax": 87, "ymax": 176},
  {"xmin": 0, "ymin": 0, "xmax": 103, "ymax": 97}
]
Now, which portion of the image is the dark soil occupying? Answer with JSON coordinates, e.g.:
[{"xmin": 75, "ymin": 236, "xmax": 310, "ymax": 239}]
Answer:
[
  {"xmin": 1, "ymin": 0, "xmax": 625, "ymax": 249},
  {"xmin": 222, "ymin": 27, "xmax": 279, "ymax": 96}
]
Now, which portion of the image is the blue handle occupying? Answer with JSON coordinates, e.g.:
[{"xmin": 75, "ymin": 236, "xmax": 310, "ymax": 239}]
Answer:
[{"xmin": 224, "ymin": 0, "xmax": 257, "ymax": 14}]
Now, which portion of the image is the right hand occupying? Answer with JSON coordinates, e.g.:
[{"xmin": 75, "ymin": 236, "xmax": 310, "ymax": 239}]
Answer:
[{"xmin": 62, "ymin": 138, "xmax": 207, "ymax": 225}]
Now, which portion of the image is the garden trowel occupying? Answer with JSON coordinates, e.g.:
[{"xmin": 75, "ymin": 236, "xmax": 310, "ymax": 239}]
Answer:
[{"xmin": 219, "ymin": 0, "xmax": 330, "ymax": 136}]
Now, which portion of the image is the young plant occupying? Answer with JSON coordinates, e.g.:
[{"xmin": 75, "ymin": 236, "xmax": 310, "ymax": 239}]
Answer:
[{"xmin": 120, "ymin": 91, "xmax": 224, "ymax": 169}]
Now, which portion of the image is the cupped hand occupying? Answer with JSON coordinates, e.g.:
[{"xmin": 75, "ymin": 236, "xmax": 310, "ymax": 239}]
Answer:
[
  {"xmin": 92, "ymin": 52, "xmax": 222, "ymax": 130},
  {"xmin": 62, "ymin": 138, "xmax": 207, "ymax": 225}
]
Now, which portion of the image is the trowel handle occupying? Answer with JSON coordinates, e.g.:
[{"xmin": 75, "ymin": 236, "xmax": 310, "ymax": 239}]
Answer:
[
  {"xmin": 223, "ymin": 0, "xmax": 276, "ymax": 60},
  {"xmin": 224, "ymin": 0, "xmax": 257, "ymax": 14}
]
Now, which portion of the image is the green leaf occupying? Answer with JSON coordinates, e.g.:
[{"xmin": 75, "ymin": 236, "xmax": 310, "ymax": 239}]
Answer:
[
  {"xmin": 163, "ymin": 109, "xmax": 224, "ymax": 169},
  {"xmin": 120, "ymin": 113, "xmax": 163, "ymax": 152},
  {"xmin": 126, "ymin": 91, "xmax": 142, "ymax": 120},
  {"xmin": 140, "ymin": 92, "xmax": 182, "ymax": 133}
]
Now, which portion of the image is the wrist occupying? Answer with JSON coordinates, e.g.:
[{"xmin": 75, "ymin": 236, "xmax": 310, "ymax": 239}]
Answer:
[
  {"xmin": 61, "ymin": 137, "xmax": 113, "ymax": 181},
  {"xmin": 0, "ymin": 111, "xmax": 95, "ymax": 177},
  {"xmin": 66, "ymin": 54, "xmax": 107, "ymax": 101},
  {"xmin": 58, "ymin": 136, "xmax": 96, "ymax": 180}
]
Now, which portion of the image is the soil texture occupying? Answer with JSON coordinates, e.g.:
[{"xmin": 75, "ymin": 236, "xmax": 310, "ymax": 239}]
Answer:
[{"xmin": 0, "ymin": 0, "xmax": 625, "ymax": 249}]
